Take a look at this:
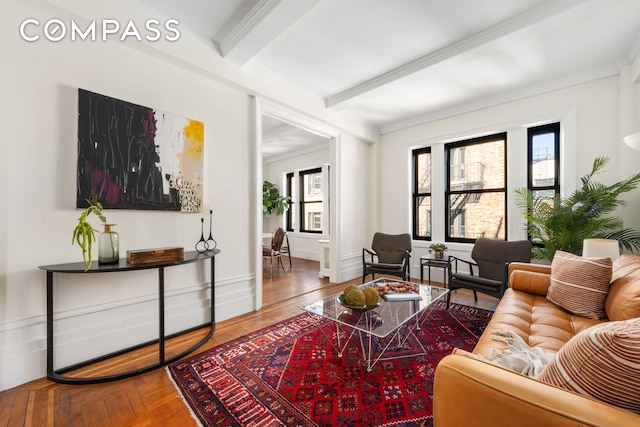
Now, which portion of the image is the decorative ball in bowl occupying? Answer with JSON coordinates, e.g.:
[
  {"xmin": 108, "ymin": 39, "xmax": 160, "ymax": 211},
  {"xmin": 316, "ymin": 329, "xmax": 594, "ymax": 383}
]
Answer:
[
  {"xmin": 337, "ymin": 294, "xmax": 381, "ymax": 311},
  {"xmin": 337, "ymin": 285, "xmax": 381, "ymax": 311}
]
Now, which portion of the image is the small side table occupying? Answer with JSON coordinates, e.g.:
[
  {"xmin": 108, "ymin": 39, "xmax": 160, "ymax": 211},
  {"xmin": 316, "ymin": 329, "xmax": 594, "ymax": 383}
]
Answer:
[{"xmin": 420, "ymin": 256, "xmax": 451, "ymax": 287}]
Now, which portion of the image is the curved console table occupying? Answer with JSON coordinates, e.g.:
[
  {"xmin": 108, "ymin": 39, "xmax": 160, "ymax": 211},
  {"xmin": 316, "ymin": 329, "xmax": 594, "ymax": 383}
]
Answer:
[{"xmin": 39, "ymin": 249, "xmax": 219, "ymax": 384}]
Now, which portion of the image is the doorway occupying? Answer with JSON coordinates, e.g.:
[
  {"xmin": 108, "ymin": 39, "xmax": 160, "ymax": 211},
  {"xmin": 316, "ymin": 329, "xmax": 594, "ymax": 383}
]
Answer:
[{"xmin": 254, "ymin": 99, "xmax": 340, "ymax": 310}]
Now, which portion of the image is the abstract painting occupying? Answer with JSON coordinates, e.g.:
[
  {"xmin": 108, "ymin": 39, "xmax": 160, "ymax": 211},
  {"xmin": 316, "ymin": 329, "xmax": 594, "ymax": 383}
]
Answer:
[{"xmin": 76, "ymin": 89, "xmax": 204, "ymax": 212}]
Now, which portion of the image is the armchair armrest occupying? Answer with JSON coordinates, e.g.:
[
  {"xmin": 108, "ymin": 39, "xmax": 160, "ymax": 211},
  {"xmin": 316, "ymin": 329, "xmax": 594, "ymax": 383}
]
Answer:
[
  {"xmin": 448, "ymin": 255, "xmax": 478, "ymax": 276},
  {"xmin": 362, "ymin": 248, "xmax": 377, "ymax": 263},
  {"xmin": 434, "ymin": 350, "xmax": 639, "ymax": 427}
]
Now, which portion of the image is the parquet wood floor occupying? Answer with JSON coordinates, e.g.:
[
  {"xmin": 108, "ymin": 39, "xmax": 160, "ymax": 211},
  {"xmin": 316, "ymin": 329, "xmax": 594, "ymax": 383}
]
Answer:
[{"xmin": 0, "ymin": 257, "xmax": 496, "ymax": 426}]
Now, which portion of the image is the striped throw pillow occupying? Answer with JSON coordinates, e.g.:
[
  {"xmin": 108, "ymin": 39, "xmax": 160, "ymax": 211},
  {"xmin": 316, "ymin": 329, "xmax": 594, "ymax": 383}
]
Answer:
[
  {"xmin": 547, "ymin": 251, "xmax": 612, "ymax": 319},
  {"xmin": 537, "ymin": 317, "xmax": 640, "ymax": 414}
]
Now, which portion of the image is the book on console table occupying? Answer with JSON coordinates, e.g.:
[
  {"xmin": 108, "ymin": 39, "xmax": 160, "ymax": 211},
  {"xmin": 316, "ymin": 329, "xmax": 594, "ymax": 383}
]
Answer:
[
  {"xmin": 383, "ymin": 293, "xmax": 422, "ymax": 302},
  {"xmin": 127, "ymin": 246, "xmax": 184, "ymax": 265}
]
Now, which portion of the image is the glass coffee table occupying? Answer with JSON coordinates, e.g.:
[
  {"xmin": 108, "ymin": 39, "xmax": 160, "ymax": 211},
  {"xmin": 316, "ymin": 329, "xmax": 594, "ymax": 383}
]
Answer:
[{"xmin": 301, "ymin": 278, "xmax": 449, "ymax": 371}]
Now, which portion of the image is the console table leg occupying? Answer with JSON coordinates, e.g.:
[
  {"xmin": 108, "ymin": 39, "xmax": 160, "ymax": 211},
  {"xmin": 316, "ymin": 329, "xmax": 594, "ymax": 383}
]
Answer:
[
  {"xmin": 159, "ymin": 267, "xmax": 165, "ymax": 364},
  {"xmin": 47, "ymin": 271, "xmax": 53, "ymax": 374},
  {"xmin": 210, "ymin": 257, "xmax": 215, "ymax": 325}
]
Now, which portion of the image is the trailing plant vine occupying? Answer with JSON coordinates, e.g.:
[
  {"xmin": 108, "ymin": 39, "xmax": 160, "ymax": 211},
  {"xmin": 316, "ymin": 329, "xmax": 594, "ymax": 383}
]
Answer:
[
  {"xmin": 515, "ymin": 156, "xmax": 640, "ymax": 262},
  {"xmin": 72, "ymin": 195, "xmax": 107, "ymax": 271}
]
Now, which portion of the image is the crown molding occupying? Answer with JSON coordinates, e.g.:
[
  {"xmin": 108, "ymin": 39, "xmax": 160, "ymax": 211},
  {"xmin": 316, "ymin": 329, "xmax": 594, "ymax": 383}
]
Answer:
[
  {"xmin": 218, "ymin": 0, "xmax": 283, "ymax": 57},
  {"xmin": 326, "ymin": 0, "xmax": 588, "ymax": 109}
]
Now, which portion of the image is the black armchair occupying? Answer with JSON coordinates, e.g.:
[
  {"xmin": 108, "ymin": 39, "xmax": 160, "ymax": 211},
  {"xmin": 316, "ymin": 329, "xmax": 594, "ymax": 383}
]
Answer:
[
  {"xmin": 446, "ymin": 237, "xmax": 532, "ymax": 308},
  {"xmin": 362, "ymin": 232, "xmax": 412, "ymax": 283}
]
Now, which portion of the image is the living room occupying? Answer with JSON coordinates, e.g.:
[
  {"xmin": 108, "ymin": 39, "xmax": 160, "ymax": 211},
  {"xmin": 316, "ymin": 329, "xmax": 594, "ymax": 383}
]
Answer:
[{"xmin": 2, "ymin": 0, "xmax": 640, "ymax": 423}]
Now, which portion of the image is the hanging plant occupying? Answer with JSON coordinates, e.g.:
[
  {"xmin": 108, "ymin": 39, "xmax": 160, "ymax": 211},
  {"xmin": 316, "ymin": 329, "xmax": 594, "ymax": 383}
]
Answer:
[
  {"xmin": 263, "ymin": 180, "xmax": 290, "ymax": 217},
  {"xmin": 71, "ymin": 195, "xmax": 107, "ymax": 271},
  {"xmin": 515, "ymin": 156, "xmax": 640, "ymax": 262}
]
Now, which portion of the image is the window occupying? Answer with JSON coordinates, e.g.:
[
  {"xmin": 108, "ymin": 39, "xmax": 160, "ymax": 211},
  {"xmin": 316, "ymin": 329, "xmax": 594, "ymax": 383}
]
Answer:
[
  {"xmin": 285, "ymin": 172, "xmax": 294, "ymax": 232},
  {"xmin": 412, "ymin": 147, "xmax": 431, "ymax": 240},
  {"xmin": 446, "ymin": 133, "xmax": 506, "ymax": 242},
  {"xmin": 528, "ymin": 123, "xmax": 560, "ymax": 201},
  {"xmin": 299, "ymin": 167, "xmax": 323, "ymax": 233}
]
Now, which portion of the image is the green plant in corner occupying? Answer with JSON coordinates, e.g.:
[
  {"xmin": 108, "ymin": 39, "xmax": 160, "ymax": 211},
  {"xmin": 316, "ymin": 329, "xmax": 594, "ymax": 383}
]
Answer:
[
  {"xmin": 72, "ymin": 195, "xmax": 107, "ymax": 271},
  {"xmin": 263, "ymin": 180, "xmax": 291, "ymax": 217},
  {"xmin": 515, "ymin": 156, "xmax": 640, "ymax": 262}
]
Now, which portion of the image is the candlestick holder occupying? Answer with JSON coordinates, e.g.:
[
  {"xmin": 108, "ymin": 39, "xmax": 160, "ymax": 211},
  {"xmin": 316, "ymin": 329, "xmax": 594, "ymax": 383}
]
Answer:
[
  {"xmin": 195, "ymin": 218, "xmax": 209, "ymax": 253},
  {"xmin": 205, "ymin": 210, "xmax": 217, "ymax": 250}
]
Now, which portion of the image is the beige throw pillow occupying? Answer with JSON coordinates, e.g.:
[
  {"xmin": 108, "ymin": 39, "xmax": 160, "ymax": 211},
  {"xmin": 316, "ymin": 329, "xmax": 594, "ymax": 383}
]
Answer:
[
  {"xmin": 537, "ymin": 318, "xmax": 640, "ymax": 414},
  {"xmin": 547, "ymin": 251, "xmax": 612, "ymax": 319}
]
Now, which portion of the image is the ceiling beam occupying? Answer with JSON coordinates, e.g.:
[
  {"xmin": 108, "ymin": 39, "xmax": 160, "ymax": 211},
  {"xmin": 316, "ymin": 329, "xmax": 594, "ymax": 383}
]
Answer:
[
  {"xmin": 218, "ymin": 0, "xmax": 322, "ymax": 65},
  {"xmin": 326, "ymin": 0, "xmax": 588, "ymax": 109}
]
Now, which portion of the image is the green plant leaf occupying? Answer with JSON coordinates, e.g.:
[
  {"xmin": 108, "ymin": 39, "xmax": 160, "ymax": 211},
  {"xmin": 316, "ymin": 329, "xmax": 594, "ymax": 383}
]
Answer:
[{"xmin": 515, "ymin": 157, "xmax": 640, "ymax": 261}]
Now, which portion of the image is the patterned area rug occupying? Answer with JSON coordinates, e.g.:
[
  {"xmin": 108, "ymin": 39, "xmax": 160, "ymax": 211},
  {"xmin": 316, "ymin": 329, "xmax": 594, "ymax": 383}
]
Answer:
[{"xmin": 168, "ymin": 301, "xmax": 493, "ymax": 427}]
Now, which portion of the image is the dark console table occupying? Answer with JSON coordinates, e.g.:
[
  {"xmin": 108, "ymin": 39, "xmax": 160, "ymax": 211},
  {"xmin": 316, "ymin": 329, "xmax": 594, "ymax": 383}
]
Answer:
[{"xmin": 39, "ymin": 249, "xmax": 219, "ymax": 384}]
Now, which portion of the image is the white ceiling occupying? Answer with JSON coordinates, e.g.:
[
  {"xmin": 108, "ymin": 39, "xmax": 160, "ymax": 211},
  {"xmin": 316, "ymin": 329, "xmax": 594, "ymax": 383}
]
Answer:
[{"xmin": 129, "ymin": 0, "xmax": 640, "ymax": 141}]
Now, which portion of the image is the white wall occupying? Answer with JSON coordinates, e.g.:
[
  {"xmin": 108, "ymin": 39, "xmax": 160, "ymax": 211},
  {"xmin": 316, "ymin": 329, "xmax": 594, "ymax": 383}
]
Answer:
[
  {"xmin": 338, "ymin": 134, "xmax": 376, "ymax": 282},
  {"xmin": 380, "ymin": 76, "xmax": 640, "ymax": 281},
  {"xmin": 0, "ymin": 0, "xmax": 376, "ymax": 390}
]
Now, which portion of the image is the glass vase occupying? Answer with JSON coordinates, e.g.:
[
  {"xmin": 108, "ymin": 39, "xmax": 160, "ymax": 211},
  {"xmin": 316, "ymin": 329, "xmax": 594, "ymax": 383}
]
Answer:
[{"xmin": 98, "ymin": 224, "xmax": 119, "ymax": 264}]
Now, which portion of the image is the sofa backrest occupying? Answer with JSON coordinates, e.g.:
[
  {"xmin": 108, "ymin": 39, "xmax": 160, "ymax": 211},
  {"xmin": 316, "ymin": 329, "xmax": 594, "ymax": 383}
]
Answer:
[{"xmin": 606, "ymin": 254, "xmax": 640, "ymax": 321}]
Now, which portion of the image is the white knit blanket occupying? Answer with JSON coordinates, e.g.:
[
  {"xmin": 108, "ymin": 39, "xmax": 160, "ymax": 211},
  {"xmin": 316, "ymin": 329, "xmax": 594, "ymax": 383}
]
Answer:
[{"xmin": 484, "ymin": 330, "xmax": 556, "ymax": 378}]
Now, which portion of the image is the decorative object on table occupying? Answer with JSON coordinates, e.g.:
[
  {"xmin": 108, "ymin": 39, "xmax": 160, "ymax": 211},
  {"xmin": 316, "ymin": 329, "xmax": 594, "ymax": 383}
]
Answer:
[
  {"xmin": 168, "ymin": 302, "xmax": 492, "ymax": 427},
  {"xmin": 126, "ymin": 247, "xmax": 184, "ymax": 265},
  {"xmin": 337, "ymin": 284, "xmax": 381, "ymax": 311},
  {"xmin": 375, "ymin": 281, "xmax": 422, "ymax": 301},
  {"xmin": 262, "ymin": 180, "xmax": 290, "ymax": 216},
  {"xmin": 428, "ymin": 242, "xmax": 448, "ymax": 259},
  {"xmin": 195, "ymin": 218, "xmax": 208, "ymax": 253},
  {"xmin": 195, "ymin": 210, "xmax": 216, "ymax": 253},
  {"xmin": 76, "ymin": 88, "xmax": 204, "ymax": 212},
  {"xmin": 205, "ymin": 209, "xmax": 217, "ymax": 250},
  {"xmin": 98, "ymin": 224, "xmax": 119, "ymax": 264},
  {"xmin": 72, "ymin": 195, "xmax": 116, "ymax": 271},
  {"xmin": 515, "ymin": 156, "xmax": 640, "ymax": 262}
]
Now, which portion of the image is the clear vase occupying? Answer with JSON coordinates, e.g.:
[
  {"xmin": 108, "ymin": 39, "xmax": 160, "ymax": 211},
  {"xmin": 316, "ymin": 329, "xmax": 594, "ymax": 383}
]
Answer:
[{"xmin": 98, "ymin": 224, "xmax": 119, "ymax": 264}]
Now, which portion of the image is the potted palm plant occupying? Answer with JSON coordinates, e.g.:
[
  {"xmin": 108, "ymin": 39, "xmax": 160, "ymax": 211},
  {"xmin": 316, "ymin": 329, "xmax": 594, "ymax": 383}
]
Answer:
[{"xmin": 515, "ymin": 156, "xmax": 640, "ymax": 262}]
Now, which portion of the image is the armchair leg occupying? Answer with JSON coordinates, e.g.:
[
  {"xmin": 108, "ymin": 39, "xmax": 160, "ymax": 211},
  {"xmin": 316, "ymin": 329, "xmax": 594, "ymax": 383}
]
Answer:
[
  {"xmin": 473, "ymin": 290, "xmax": 478, "ymax": 302},
  {"xmin": 446, "ymin": 291, "xmax": 451, "ymax": 309}
]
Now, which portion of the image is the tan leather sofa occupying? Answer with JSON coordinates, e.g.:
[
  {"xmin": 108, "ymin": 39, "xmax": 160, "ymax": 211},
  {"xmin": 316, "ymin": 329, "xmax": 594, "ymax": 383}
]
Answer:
[{"xmin": 433, "ymin": 256, "xmax": 640, "ymax": 427}]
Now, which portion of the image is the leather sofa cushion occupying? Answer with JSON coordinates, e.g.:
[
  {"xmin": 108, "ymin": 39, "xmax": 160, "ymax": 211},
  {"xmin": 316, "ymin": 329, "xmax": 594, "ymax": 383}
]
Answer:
[
  {"xmin": 606, "ymin": 254, "xmax": 640, "ymax": 321},
  {"xmin": 473, "ymin": 288, "xmax": 603, "ymax": 357}
]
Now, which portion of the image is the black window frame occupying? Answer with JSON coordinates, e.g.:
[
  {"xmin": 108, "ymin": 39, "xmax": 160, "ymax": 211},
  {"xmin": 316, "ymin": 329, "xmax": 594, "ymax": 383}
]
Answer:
[
  {"xmin": 285, "ymin": 172, "xmax": 294, "ymax": 232},
  {"xmin": 527, "ymin": 122, "xmax": 560, "ymax": 197},
  {"xmin": 445, "ymin": 133, "xmax": 507, "ymax": 243},
  {"xmin": 299, "ymin": 167, "xmax": 323, "ymax": 234},
  {"xmin": 412, "ymin": 147, "xmax": 432, "ymax": 241}
]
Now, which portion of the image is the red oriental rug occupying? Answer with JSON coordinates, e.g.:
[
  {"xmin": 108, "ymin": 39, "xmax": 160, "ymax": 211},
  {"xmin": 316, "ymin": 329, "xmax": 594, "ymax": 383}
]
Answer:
[{"xmin": 168, "ymin": 301, "xmax": 492, "ymax": 427}]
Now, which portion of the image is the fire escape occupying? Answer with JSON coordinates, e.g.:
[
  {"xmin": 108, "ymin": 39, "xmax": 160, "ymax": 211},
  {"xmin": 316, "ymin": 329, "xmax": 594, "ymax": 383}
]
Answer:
[{"xmin": 449, "ymin": 162, "xmax": 485, "ymax": 235}]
